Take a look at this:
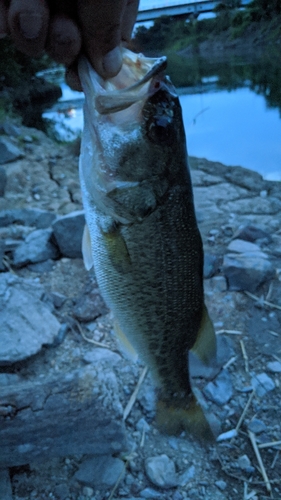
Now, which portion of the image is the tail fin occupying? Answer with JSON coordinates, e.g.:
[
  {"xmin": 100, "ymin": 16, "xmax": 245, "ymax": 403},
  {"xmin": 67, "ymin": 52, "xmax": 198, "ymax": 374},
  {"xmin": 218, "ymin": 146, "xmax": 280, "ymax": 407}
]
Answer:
[{"xmin": 156, "ymin": 392, "xmax": 215, "ymax": 441}]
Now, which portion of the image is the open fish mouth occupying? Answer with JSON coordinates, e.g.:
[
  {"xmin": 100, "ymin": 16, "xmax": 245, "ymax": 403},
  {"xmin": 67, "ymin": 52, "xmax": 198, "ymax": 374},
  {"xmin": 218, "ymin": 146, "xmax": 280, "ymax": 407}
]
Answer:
[{"xmin": 78, "ymin": 50, "xmax": 168, "ymax": 115}]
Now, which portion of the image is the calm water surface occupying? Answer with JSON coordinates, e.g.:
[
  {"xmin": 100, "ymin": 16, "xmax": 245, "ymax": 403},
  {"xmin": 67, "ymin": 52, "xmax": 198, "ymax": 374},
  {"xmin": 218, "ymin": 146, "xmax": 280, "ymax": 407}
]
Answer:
[{"xmin": 42, "ymin": 55, "xmax": 281, "ymax": 181}]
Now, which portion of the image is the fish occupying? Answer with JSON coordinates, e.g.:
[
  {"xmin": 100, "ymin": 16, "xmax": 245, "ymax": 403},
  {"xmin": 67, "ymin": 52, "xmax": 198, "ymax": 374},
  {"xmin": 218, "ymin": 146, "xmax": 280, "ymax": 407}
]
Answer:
[{"xmin": 78, "ymin": 49, "xmax": 217, "ymax": 440}]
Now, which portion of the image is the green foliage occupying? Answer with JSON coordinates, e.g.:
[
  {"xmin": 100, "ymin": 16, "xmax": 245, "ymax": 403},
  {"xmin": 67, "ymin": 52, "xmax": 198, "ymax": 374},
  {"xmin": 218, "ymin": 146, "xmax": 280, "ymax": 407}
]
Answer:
[
  {"xmin": 247, "ymin": 0, "xmax": 281, "ymax": 21},
  {"xmin": 0, "ymin": 39, "xmax": 52, "ymax": 89}
]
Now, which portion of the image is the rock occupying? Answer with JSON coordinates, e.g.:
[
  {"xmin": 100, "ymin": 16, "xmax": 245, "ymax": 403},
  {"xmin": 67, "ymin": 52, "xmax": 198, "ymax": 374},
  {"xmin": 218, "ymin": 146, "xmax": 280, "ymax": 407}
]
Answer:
[
  {"xmin": 0, "ymin": 121, "xmax": 21, "ymax": 137},
  {"xmin": 267, "ymin": 361, "xmax": 281, "ymax": 373},
  {"xmin": 83, "ymin": 348, "xmax": 122, "ymax": 366},
  {"xmin": 178, "ymin": 465, "xmax": 196, "ymax": 486},
  {"xmin": 227, "ymin": 239, "xmax": 261, "ymax": 253},
  {"xmin": 237, "ymin": 455, "xmax": 255, "ymax": 474},
  {"xmin": 73, "ymin": 281, "xmax": 108, "ymax": 322},
  {"xmin": 145, "ymin": 455, "xmax": 178, "ymax": 489},
  {"xmin": 247, "ymin": 419, "xmax": 267, "ymax": 434},
  {"xmin": 52, "ymin": 210, "xmax": 85, "ymax": 258},
  {"xmin": 50, "ymin": 291, "xmax": 67, "ymax": 308},
  {"xmin": 223, "ymin": 252, "xmax": 275, "ymax": 292},
  {"xmin": 190, "ymin": 334, "xmax": 234, "ymax": 379},
  {"xmin": 216, "ymin": 429, "xmax": 238, "ymax": 442},
  {"xmin": 215, "ymin": 480, "xmax": 227, "ymax": 491},
  {"xmin": 0, "ymin": 273, "xmax": 61, "ymax": 365},
  {"xmin": 204, "ymin": 253, "xmax": 220, "ymax": 278},
  {"xmin": 0, "ymin": 240, "xmax": 5, "ymax": 271},
  {"xmin": 82, "ymin": 486, "xmax": 94, "ymax": 497},
  {"xmin": 74, "ymin": 455, "xmax": 124, "ymax": 488},
  {"xmin": 0, "ymin": 209, "xmax": 56, "ymax": 228},
  {"xmin": 225, "ymin": 196, "xmax": 281, "ymax": 215},
  {"xmin": 140, "ymin": 487, "xmax": 163, "ymax": 498},
  {"xmin": 13, "ymin": 229, "xmax": 59, "ymax": 267},
  {"xmin": 0, "ymin": 136, "xmax": 24, "ymax": 164},
  {"xmin": 203, "ymin": 370, "xmax": 233, "ymax": 405},
  {"xmin": 251, "ymin": 373, "xmax": 275, "ymax": 397},
  {"xmin": 53, "ymin": 483, "xmax": 70, "ymax": 500},
  {"xmin": 0, "ymin": 468, "xmax": 13, "ymax": 500},
  {"xmin": 0, "ymin": 166, "xmax": 7, "ymax": 196},
  {"xmin": 137, "ymin": 382, "xmax": 156, "ymax": 414},
  {"xmin": 0, "ymin": 373, "xmax": 22, "ymax": 385},
  {"xmin": 27, "ymin": 259, "xmax": 56, "ymax": 273},
  {"xmin": 136, "ymin": 418, "xmax": 150, "ymax": 433},
  {"xmin": 233, "ymin": 224, "xmax": 272, "ymax": 244}
]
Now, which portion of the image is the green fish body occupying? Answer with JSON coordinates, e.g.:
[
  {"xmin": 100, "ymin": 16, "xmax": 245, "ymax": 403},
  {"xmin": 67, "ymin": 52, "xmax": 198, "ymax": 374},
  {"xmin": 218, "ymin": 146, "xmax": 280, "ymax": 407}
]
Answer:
[{"xmin": 79, "ymin": 50, "xmax": 216, "ymax": 439}]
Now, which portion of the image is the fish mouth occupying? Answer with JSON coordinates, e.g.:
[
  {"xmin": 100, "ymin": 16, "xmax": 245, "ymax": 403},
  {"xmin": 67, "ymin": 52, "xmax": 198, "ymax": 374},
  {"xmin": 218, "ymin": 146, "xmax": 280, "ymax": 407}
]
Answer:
[{"xmin": 79, "ymin": 50, "xmax": 168, "ymax": 115}]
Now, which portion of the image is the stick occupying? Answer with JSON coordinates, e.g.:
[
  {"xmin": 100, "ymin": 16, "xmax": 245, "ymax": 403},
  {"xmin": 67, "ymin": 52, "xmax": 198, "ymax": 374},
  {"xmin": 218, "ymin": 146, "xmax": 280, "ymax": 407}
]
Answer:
[
  {"xmin": 245, "ymin": 291, "xmax": 281, "ymax": 311},
  {"xmin": 235, "ymin": 391, "xmax": 255, "ymax": 433},
  {"xmin": 108, "ymin": 462, "xmax": 127, "ymax": 500},
  {"xmin": 271, "ymin": 450, "xmax": 280, "ymax": 469},
  {"xmin": 75, "ymin": 320, "xmax": 113, "ymax": 350},
  {"xmin": 216, "ymin": 329, "xmax": 242, "ymax": 335},
  {"xmin": 258, "ymin": 440, "xmax": 281, "ymax": 450},
  {"xmin": 123, "ymin": 366, "xmax": 148, "ymax": 422},
  {"xmin": 240, "ymin": 340, "xmax": 249, "ymax": 373},
  {"xmin": 248, "ymin": 431, "xmax": 272, "ymax": 493},
  {"xmin": 223, "ymin": 356, "xmax": 237, "ymax": 370}
]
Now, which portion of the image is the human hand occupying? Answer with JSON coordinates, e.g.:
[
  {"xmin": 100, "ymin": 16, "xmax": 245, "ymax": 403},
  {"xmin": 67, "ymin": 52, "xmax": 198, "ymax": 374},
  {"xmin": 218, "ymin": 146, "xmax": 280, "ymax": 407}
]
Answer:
[{"xmin": 0, "ymin": 0, "xmax": 139, "ymax": 86}]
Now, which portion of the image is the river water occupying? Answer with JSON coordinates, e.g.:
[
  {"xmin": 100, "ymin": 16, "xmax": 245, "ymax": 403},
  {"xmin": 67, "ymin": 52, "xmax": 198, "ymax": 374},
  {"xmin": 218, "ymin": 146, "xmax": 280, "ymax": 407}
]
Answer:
[{"xmin": 40, "ymin": 52, "xmax": 281, "ymax": 181}]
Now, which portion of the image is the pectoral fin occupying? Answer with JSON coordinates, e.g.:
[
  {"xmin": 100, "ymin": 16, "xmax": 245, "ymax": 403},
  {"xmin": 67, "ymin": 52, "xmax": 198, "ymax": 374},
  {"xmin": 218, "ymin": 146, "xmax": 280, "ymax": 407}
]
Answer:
[
  {"xmin": 114, "ymin": 320, "xmax": 138, "ymax": 362},
  {"xmin": 100, "ymin": 223, "xmax": 132, "ymax": 274},
  {"xmin": 82, "ymin": 224, "xmax": 94, "ymax": 271},
  {"xmin": 191, "ymin": 305, "xmax": 217, "ymax": 366}
]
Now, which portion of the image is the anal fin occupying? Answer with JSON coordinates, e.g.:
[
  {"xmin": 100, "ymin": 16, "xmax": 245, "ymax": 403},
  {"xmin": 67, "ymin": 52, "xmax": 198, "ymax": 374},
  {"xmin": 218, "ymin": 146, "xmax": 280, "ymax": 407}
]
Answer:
[
  {"xmin": 190, "ymin": 304, "xmax": 217, "ymax": 366},
  {"xmin": 114, "ymin": 320, "xmax": 138, "ymax": 362}
]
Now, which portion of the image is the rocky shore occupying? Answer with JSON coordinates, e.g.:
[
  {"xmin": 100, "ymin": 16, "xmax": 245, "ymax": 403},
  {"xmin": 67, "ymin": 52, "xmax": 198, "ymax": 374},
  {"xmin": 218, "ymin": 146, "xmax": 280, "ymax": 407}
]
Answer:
[{"xmin": 0, "ymin": 121, "xmax": 280, "ymax": 500}]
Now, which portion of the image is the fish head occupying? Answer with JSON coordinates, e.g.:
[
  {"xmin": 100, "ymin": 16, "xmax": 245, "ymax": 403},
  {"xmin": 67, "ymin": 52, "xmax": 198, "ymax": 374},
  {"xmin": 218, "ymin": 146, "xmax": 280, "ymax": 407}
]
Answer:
[{"xmin": 78, "ymin": 49, "xmax": 188, "ymax": 223}]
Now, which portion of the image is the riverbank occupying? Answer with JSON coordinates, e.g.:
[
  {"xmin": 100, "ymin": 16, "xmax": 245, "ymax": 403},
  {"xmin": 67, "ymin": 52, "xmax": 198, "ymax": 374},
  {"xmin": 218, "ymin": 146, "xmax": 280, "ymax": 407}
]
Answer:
[{"xmin": 1, "ymin": 120, "xmax": 281, "ymax": 499}]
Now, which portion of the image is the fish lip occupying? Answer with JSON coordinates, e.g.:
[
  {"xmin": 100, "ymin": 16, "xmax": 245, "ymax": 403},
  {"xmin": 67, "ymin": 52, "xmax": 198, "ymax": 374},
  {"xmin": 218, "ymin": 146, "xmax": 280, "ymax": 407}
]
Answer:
[{"xmin": 93, "ymin": 53, "xmax": 168, "ymax": 115}]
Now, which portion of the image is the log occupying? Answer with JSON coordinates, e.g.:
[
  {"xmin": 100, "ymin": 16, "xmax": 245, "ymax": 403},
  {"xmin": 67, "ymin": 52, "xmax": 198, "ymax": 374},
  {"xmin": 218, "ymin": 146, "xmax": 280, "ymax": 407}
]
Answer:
[{"xmin": 0, "ymin": 365, "xmax": 127, "ymax": 467}]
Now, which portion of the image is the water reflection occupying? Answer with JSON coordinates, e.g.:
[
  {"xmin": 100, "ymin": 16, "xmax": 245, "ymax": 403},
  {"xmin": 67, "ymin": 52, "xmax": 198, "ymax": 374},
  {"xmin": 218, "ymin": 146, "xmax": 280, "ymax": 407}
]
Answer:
[{"xmin": 40, "ymin": 52, "xmax": 281, "ymax": 180}]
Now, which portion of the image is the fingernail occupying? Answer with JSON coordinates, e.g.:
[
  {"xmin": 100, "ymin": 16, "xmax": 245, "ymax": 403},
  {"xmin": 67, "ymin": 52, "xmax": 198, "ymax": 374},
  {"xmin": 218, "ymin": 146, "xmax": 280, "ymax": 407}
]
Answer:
[
  {"xmin": 19, "ymin": 12, "xmax": 43, "ymax": 40},
  {"xmin": 102, "ymin": 46, "xmax": 122, "ymax": 77}
]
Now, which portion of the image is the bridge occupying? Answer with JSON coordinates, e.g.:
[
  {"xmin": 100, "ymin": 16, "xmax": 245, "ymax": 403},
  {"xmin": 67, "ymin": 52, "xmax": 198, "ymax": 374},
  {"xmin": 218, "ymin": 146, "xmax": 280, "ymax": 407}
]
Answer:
[{"xmin": 137, "ymin": 0, "xmax": 251, "ymax": 22}]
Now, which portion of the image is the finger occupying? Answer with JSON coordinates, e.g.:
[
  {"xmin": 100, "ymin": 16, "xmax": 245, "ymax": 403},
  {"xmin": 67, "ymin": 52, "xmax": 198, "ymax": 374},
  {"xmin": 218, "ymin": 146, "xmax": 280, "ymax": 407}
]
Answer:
[
  {"xmin": 8, "ymin": 0, "xmax": 49, "ymax": 57},
  {"xmin": 77, "ymin": 0, "xmax": 128, "ymax": 79},
  {"xmin": 0, "ymin": 0, "xmax": 8, "ymax": 38},
  {"xmin": 65, "ymin": 63, "xmax": 83, "ymax": 92},
  {"xmin": 47, "ymin": 14, "xmax": 81, "ymax": 66},
  {"xmin": 121, "ymin": 0, "xmax": 139, "ymax": 42}
]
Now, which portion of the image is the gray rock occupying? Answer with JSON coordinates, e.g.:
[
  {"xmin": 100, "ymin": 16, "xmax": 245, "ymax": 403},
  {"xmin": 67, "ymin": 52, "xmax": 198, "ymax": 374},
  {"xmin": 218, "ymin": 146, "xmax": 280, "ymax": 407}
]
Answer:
[
  {"xmin": 227, "ymin": 239, "xmax": 261, "ymax": 253},
  {"xmin": 145, "ymin": 455, "xmax": 178, "ymax": 489},
  {"xmin": 0, "ymin": 273, "xmax": 60, "ymax": 365},
  {"xmin": 0, "ymin": 136, "xmax": 24, "ymax": 164},
  {"xmin": 137, "ymin": 383, "xmax": 156, "ymax": 414},
  {"xmin": 73, "ymin": 281, "xmax": 108, "ymax": 322},
  {"xmin": 223, "ymin": 252, "xmax": 275, "ymax": 292},
  {"xmin": 203, "ymin": 370, "xmax": 233, "ymax": 405},
  {"xmin": 237, "ymin": 455, "xmax": 255, "ymax": 474},
  {"xmin": 247, "ymin": 418, "xmax": 267, "ymax": 434},
  {"xmin": 215, "ymin": 480, "xmax": 227, "ymax": 491},
  {"xmin": 0, "ymin": 373, "xmax": 21, "ymax": 385},
  {"xmin": 225, "ymin": 196, "xmax": 281, "ymax": 215},
  {"xmin": 0, "ymin": 166, "xmax": 7, "ymax": 196},
  {"xmin": 52, "ymin": 210, "xmax": 85, "ymax": 258},
  {"xmin": 0, "ymin": 468, "xmax": 13, "ymax": 500},
  {"xmin": 178, "ymin": 465, "xmax": 196, "ymax": 486},
  {"xmin": 51, "ymin": 291, "xmax": 67, "ymax": 308},
  {"xmin": 136, "ymin": 418, "xmax": 150, "ymax": 433},
  {"xmin": 251, "ymin": 373, "xmax": 275, "ymax": 397},
  {"xmin": 204, "ymin": 253, "xmax": 220, "ymax": 278},
  {"xmin": 53, "ymin": 483, "xmax": 70, "ymax": 500},
  {"xmin": 74, "ymin": 455, "xmax": 124, "ymax": 488},
  {"xmin": 27, "ymin": 259, "xmax": 55, "ymax": 273},
  {"xmin": 83, "ymin": 348, "xmax": 122, "ymax": 366},
  {"xmin": 0, "ymin": 208, "xmax": 56, "ymax": 228},
  {"xmin": 0, "ymin": 240, "xmax": 5, "ymax": 271},
  {"xmin": 233, "ymin": 224, "xmax": 272, "ymax": 244},
  {"xmin": 140, "ymin": 487, "xmax": 163, "ymax": 498},
  {"xmin": 267, "ymin": 361, "xmax": 281, "ymax": 373},
  {"xmin": 0, "ymin": 121, "xmax": 21, "ymax": 137},
  {"xmin": 13, "ymin": 229, "xmax": 59, "ymax": 267}
]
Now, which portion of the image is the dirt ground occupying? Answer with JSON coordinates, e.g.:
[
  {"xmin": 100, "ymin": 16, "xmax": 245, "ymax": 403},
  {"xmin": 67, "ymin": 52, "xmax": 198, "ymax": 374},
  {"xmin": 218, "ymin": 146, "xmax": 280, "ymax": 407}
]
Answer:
[{"xmin": 1, "ymin": 122, "xmax": 281, "ymax": 500}]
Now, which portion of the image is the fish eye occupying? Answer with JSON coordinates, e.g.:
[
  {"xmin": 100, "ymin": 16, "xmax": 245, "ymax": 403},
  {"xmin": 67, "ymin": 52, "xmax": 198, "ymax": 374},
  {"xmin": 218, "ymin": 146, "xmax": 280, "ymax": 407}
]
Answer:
[{"xmin": 147, "ymin": 115, "xmax": 175, "ymax": 145}]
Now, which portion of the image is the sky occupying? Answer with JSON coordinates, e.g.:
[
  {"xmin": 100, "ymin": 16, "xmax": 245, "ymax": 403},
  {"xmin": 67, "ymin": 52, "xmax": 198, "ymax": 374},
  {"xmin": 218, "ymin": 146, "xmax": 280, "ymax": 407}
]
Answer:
[{"xmin": 139, "ymin": 0, "xmax": 201, "ymax": 10}]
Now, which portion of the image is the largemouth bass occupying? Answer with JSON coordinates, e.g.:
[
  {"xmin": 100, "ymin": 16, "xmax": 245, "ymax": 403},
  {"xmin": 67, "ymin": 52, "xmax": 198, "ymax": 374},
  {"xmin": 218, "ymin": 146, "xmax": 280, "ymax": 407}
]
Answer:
[{"xmin": 78, "ymin": 49, "xmax": 216, "ymax": 439}]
